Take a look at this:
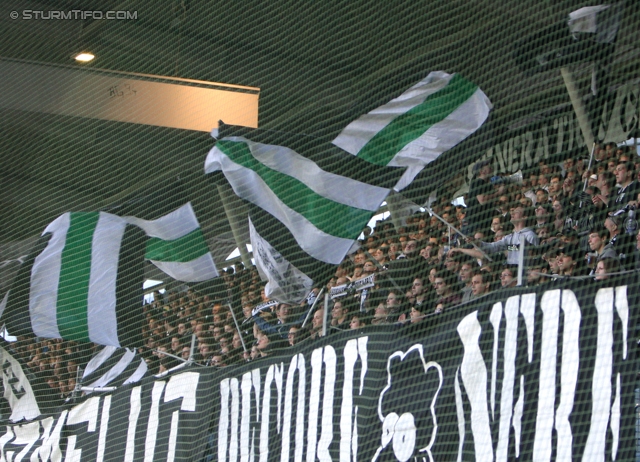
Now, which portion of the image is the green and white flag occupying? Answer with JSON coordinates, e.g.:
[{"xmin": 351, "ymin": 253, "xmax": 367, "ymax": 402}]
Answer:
[
  {"xmin": 333, "ymin": 71, "xmax": 492, "ymax": 191},
  {"xmin": 3, "ymin": 212, "xmax": 146, "ymax": 347},
  {"xmin": 205, "ymin": 136, "xmax": 392, "ymax": 265},
  {"xmin": 125, "ymin": 203, "xmax": 217, "ymax": 282}
]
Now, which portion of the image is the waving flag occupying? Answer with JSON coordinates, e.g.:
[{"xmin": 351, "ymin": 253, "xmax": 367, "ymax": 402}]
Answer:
[
  {"xmin": 125, "ymin": 203, "xmax": 218, "ymax": 283},
  {"xmin": 206, "ymin": 124, "xmax": 405, "ymax": 302},
  {"xmin": 333, "ymin": 71, "xmax": 492, "ymax": 191},
  {"xmin": 2, "ymin": 212, "xmax": 146, "ymax": 347}
]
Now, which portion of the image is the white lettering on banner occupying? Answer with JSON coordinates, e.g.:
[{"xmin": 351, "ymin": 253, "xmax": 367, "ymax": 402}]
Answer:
[
  {"xmin": 144, "ymin": 381, "xmax": 167, "ymax": 462},
  {"xmin": 455, "ymin": 288, "xmax": 629, "ymax": 461},
  {"xmin": 453, "ymin": 369, "xmax": 465, "ymax": 462},
  {"xmin": 282, "ymin": 354, "xmax": 306, "ymax": 462},
  {"xmin": 65, "ymin": 396, "xmax": 100, "ymax": 462},
  {"xmin": 124, "ymin": 386, "xmax": 142, "ymax": 462},
  {"xmin": 583, "ymin": 287, "xmax": 616, "ymax": 462},
  {"xmin": 32, "ymin": 413, "xmax": 66, "ymax": 461},
  {"xmin": 534, "ymin": 290, "xmax": 559, "ymax": 461},
  {"xmin": 456, "ymin": 312, "xmax": 493, "ymax": 461},
  {"xmin": 308, "ymin": 346, "xmax": 336, "ymax": 462},
  {"xmin": 242, "ymin": 370, "xmax": 261, "ymax": 462},
  {"xmin": 496, "ymin": 296, "xmax": 519, "ymax": 462},
  {"xmin": 489, "ymin": 302, "xmax": 502, "ymax": 421},
  {"xmin": 481, "ymin": 112, "xmax": 583, "ymax": 176},
  {"xmin": 164, "ymin": 372, "xmax": 200, "ymax": 462},
  {"xmin": 11, "ymin": 420, "xmax": 39, "ymax": 462},
  {"xmin": 219, "ymin": 378, "xmax": 238, "ymax": 462},
  {"xmin": 260, "ymin": 364, "xmax": 284, "ymax": 462},
  {"xmin": 97, "ymin": 395, "xmax": 111, "ymax": 462},
  {"xmin": 340, "ymin": 337, "xmax": 368, "ymax": 462},
  {"xmin": 555, "ymin": 290, "xmax": 581, "ymax": 462},
  {"xmin": 0, "ymin": 371, "xmax": 202, "ymax": 462}
]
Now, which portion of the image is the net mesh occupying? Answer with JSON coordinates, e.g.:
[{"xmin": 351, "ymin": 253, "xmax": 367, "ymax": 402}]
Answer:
[{"xmin": 0, "ymin": 0, "xmax": 638, "ymax": 460}]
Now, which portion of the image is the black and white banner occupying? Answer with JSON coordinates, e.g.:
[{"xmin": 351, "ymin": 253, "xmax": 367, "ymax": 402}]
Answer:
[
  {"xmin": 0, "ymin": 279, "xmax": 636, "ymax": 461},
  {"xmin": 214, "ymin": 280, "xmax": 637, "ymax": 461},
  {"xmin": 0, "ymin": 368, "xmax": 215, "ymax": 461}
]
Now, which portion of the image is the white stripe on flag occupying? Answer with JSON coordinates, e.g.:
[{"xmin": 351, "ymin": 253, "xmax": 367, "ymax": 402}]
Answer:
[
  {"xmin": 391, "ymin": 88, "xmax": 492, "ymax": 190},
  {"xmin": 333, "ymin": 72, "xmax": 454, "ymax": 154},
  {"xmin": 223, "ymin": 137, "xmax": 389, "ymax": 211},
  {"xmin": 125, "ymin": 203, "xmax": 198, "ymax": 240},
  {"xmin": 152, "ymin": 253, "xmax": 218, "ymax": 283},
  {"xmin": 125, "ymin": 203, "xmax": 218, "ymax": 282},
  {"xmin": 332, "ymin": 71, "xmax": 492, "ymax": 191},
  {"xmin": 87, "ymin": 213, "xmax": 127, "ymax": 347},
  {"xmin": 29, "ymin": 213, "xmax": 70, "ymax": 339},
  {"xmin": 123, "ymin": 360, "xmax": 148, "ymax": 386},
  {"xmin": 205, "ymin": 147, "xmax": 354, "ymax": 265}
]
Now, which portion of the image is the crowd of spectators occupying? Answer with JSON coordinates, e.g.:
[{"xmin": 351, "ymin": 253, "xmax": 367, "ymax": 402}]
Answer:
[{"xmin": 7, "ymin": 141, "xmax": 640, "ymax": 401}]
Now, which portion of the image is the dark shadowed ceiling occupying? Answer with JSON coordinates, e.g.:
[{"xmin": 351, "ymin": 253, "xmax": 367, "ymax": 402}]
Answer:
[{"xmin": 0, "ymin": 0, "xmax": 638, "ymax": 286}]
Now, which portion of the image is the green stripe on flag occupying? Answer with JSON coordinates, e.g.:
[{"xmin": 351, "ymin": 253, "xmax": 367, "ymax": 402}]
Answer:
[
  {"xmin": 145, "ymin": 228, "xmax": 210, "ymax": 262},
  {"xmin": 217, "ymin": 140, "xmax": 372, "ymax": 239},
  {"xmin": 56, "ymin": 212, "xmax": 98, "ymax": 342},
  {"xmin": 358, "ymin": 74, "xmax": 478, "ymax": 165}
]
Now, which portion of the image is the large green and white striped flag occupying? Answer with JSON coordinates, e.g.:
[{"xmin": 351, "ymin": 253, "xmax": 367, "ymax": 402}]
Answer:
[
  {"xmin": 125, "ymin": 203, "xmax": 218, "ymax": 282},
  {"xmin": 205, "ymin": 136, "xmax": 394, "ymax": 266},
  {"xmin": 206, "ymin": 127, "xmax": 407, "ymax": 303},
  {"xmin": 2, "ymin": 204, "xmax": 217, "ymax": 345},
  {"xmin": 3, "ymin": 212, "xmax": 146, "ymax": 347},
  {"xmin": 333, "ymin": 71, "xmax": 492, "ymax": 191}
]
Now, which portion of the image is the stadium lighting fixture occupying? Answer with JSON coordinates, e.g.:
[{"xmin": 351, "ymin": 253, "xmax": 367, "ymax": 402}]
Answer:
[{"xmin": 74, "ymin": 52, "xmax": 95, "ymax": 63}]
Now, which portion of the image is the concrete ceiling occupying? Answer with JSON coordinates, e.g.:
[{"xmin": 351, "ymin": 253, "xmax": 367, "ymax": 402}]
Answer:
[{"xmin": 0, "ymin": 0, "xmax": 638, "ymax": 284}]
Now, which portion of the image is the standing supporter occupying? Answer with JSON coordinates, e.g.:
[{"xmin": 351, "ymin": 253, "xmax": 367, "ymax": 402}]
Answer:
[
  {"xmin": 310, "ymin": 308, "xmax": 325, "ymax": 340},
  {"xmin": 386, "ymin": 290, "xmax": 409, "ymax": 323},
  {"xmin": 469, "ymin": 270, "xmax": 492, "ymax": 300},
  {"xmin": 330, "ymin": 299, "xmax": 350, "ymax": 331},
  {"xmin": 449, "ymin": 204, "xmax": 539, "ymax": 266},
  {"xmin": 535, "ymin": 203, "xmax": 553, "ymax": 229},
  {"xmin": 466, "ymin": 159, "xmax": 505, "ymax": 232},
  {"xmin": 499, "ymin": 266, "xmax": 517, "ymax": 288},
  {"xmin": 613, "ymin": 162, "xmax": 640, "ymax": 211},
  {"xmin": 586, "ymin": 228, "xmax": 616, "ymax": 273},
  {"xmin": 556, "ymin": 244, "xmax": 584, "ymax": 278},
  {"xmin": 548, "ymin": 174, "xmax": 564, "ymax": 203},
  {"xmin": 535, "ymin": 188, "xmax": 550, "ymax": 205},
  {"xmin": 604, "ymin": 215, "xmax": 635, "ymax": 269},
  {"xmin": 458, "ymin": 259, "xmax": 476, "ymax": 303},
  {"xmin": 410, "ymin": 276, "xmax": 428, "ymax": 308},
  {"xmin": 371, "ymin": 302, "xmax": 390, "ymax": 325},
  {"xmin": 433, "ymin": 269, "xmax": 461, "ymax": 313}
]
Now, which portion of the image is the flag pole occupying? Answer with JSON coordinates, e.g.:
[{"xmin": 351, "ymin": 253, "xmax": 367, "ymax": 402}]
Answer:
[
  {"xmin": 424, "ymin": 206, "xmax": 493, "ymax": 262},
  {"xmin": 322, "ymin": 293, "xmax": 329, "ymax": 337},
  {"xmin": 227, "ymin": 302, "xmax": 247, "ymax": 353},
  {"xmin": 301, "ymin": 288, "xmax": 324, "ymax": 328}
]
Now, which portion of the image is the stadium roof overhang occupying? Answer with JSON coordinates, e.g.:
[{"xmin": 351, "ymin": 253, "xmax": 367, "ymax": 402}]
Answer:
[{"xmin": 0, "ymin": 0, "xmax": 638, "ymax": 289}]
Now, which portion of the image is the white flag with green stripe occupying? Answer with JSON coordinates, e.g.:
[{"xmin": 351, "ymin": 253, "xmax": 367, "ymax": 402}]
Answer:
[
  {"xmin": 125, "ymin": 203, "xmax": 217, "ymax": 282},
  {"xmin": 3, "ymin": 211, "xmax": 147, "ymax": 347},
  {"xmin": 333, "ymin": 71, "xmax": 492, "ymax": 191},
  {"xmin": 205, "ymin": 136, "xmax": 391, "ymax": 265}
]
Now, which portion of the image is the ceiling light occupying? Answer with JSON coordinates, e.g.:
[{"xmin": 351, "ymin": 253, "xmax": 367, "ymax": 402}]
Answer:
[{"xmin": 74, "ymin": 52, "xmax": 95, "ymax": 63}]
